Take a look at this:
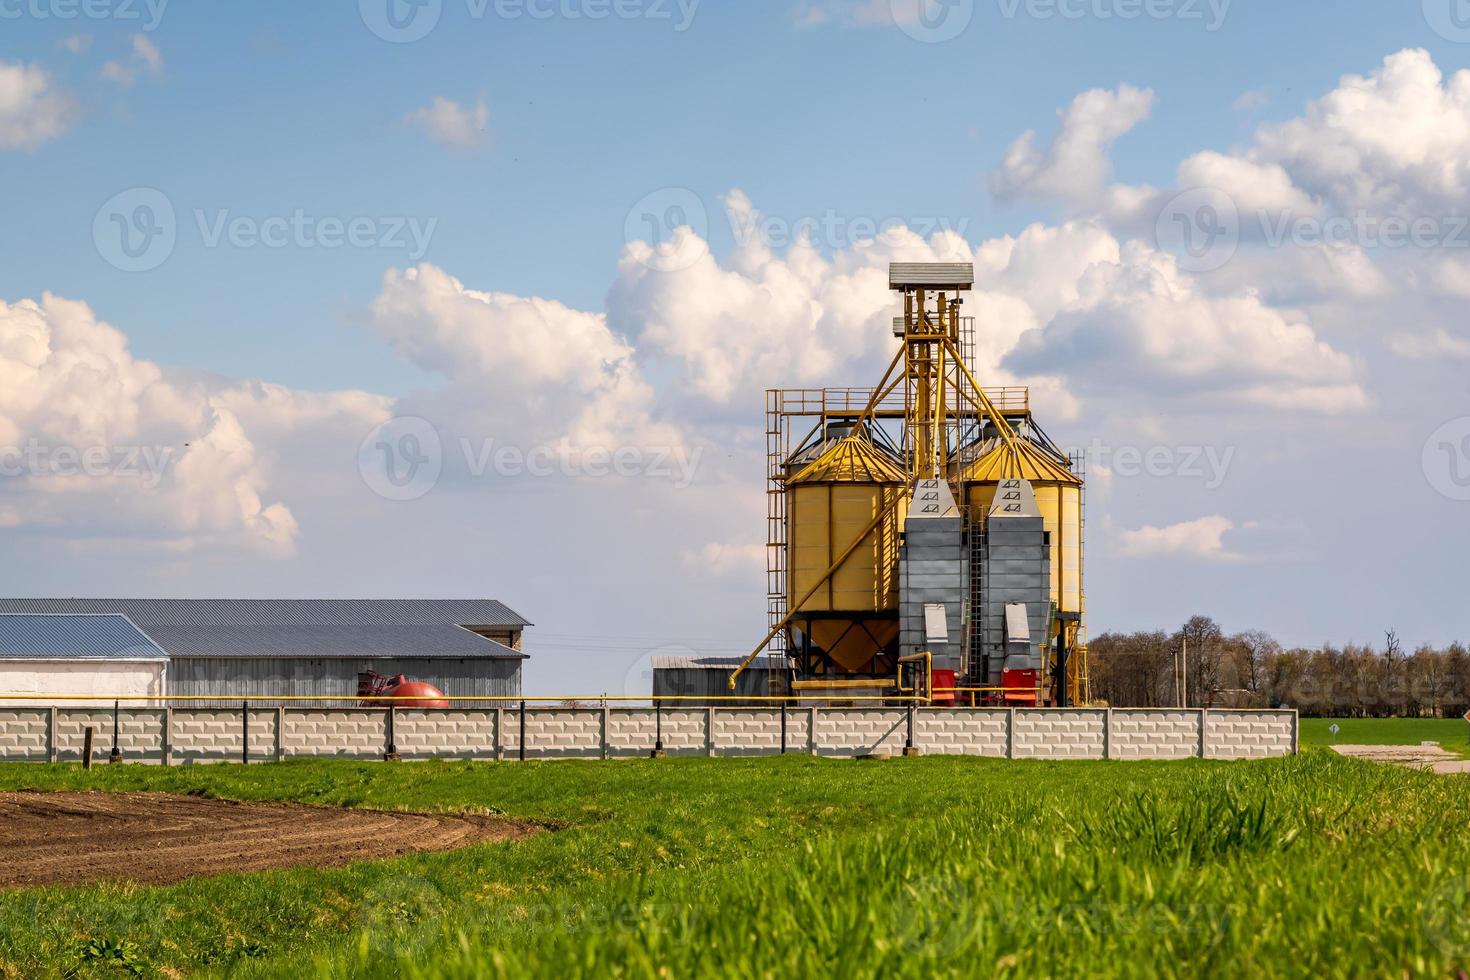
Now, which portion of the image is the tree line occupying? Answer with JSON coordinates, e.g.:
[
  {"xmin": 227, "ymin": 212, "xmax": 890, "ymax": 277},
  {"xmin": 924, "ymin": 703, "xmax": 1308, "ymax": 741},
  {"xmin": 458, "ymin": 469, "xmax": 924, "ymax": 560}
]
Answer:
[{"xmin": 1087, "ymin": 616, "xmax": 1470, "ymax": 718}]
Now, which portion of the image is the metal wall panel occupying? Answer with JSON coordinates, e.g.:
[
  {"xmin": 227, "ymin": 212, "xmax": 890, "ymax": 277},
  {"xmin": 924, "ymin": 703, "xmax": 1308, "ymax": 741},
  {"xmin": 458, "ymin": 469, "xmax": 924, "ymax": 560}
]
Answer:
[{"xmin": 168, "ymin": 657, "xmax": 522, "ymax": 707}]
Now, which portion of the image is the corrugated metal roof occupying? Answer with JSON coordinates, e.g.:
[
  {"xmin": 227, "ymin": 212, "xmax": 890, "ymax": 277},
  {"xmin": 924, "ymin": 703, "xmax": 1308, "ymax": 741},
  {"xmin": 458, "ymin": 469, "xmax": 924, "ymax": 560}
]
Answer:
[
  {"xmin": 955, "ymin": 439, "xmax": 1081, "ymax": 486},
  {"xmin": 889, "ymin": 262, "xmax": 975, "ymax": 289},
  {"xmin": 0, "ymin": 615, "xmax": 168, "ymax": 661},
  {"xmin": 0, "ymin": 601, "xmax": 530, "ymax": 661},
  {"xmin": 651, "ymin": 656, "xmax": 794, "ymax": 670},
  {"xmin": 788, "ymin": 436, "xmax": 908, "ymax": 485},
  {"xmin": 0, "ymin": 599, "xmax": 531, "ymax": 628},
  {"xmin": 146, "ymin": 625, "xmax": 524, "ymax": 660}
]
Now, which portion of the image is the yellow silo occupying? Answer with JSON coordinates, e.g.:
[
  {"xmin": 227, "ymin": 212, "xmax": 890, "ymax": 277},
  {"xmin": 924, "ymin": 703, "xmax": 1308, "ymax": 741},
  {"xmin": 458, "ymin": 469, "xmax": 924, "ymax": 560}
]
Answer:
[
  {"xmin": 785, "ymin": 435, "xmax": 909, "ymax": 673},
  {"xmin": 956, "ymin": 438, "xmax": 1083, "ymax": 615}
]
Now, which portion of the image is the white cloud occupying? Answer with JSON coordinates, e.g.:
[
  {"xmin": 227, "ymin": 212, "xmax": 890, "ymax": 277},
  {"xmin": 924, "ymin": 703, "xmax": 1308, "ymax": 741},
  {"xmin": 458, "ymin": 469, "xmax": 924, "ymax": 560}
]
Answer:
[
  {"xmin": 368, "ymin": 264, "xmax": 677, "ymax": 452},
  {"xmin": 101, "ymin": 34, "xmax": 164, "ymax": 89},
  {"xmin": 1251, "ymin": 49, "xmax": 1470, "ymax": 214},
  {"xmin": 1174, "ymin": 151, "xmax": 1319, "ymax": 219},
  {"xmin": 0, "ymin": 294, "xmax": 386, "ymax": 554},
  {"xmin": 1005, "ymin": 242, "xmax": 1369, "ymax": 414},
  {"xmin": 58, "ymin": 35, "xmax": 92, "ymax": 55},
  {"xmin": 1386, "ymin": 328, "xmax": 1470, "ymax": 360},
  {"xmin": 991, "ymin": 84, "xmax": 1155, "ymax": 208},
  {"xmin": 1118, "ymin": 515, "xmax": 1237, "ymax": 560},
  {"xmin": 0, "ymin": 61, "xmax": 75, "ymax": 151},
  {"xmin": 405, "ymin": 97, "xmax": 490, "ymax": 149}
]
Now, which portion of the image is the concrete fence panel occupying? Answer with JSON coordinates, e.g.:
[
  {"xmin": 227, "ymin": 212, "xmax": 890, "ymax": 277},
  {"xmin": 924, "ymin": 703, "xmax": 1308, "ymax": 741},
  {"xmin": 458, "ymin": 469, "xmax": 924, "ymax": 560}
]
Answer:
[
  {"xmin": 171, "ymin": 708, "xmax": 278, "ymax": 764},
  {"xmin": 0, "ymin": 709, "xmax": 51, "ymax": 762},
  {"xmin": 281, "ymin": 710, "xmax": 386, "ymax": 760},
  {"xmin": 56, "ymin": 709, "xmax": 166, "ymax": 764},
  {"xmin": 1205, "ymin": 709, "xmax": 1298, "ymax": 759},
  {"xmin": 1111, "ymin": 710, "xmax": 1203, "ymax": 761},
  {"xmin": 1012, "ymin": 709, "xmax": 1108, "ymax": 760},
  {"xmin": 915, "ymin": 709, "xmax": 1010, "ymax": 757},
  {"xmin": 395, "ymin": 709, "xmax": 498, "ymax": 760},
  {"xmin": 814, "ymin": 710, "xmax": 908, "ymax": 757},
  {"xmin": 607, "ymin": 709, "xmax": 707, "ymax": 757}
]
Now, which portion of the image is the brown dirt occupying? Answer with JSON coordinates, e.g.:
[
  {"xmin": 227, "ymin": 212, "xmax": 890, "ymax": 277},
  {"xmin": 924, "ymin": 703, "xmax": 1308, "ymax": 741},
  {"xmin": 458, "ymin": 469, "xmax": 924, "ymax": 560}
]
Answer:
[{"xmin": 0, "ymin": 791, "xmax": 538, "ymax": 888}]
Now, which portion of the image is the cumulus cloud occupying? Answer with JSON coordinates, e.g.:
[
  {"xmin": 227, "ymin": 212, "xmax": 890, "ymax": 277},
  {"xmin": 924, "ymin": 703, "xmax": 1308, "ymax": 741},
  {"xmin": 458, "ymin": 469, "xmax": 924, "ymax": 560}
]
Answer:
[
  {"xmin": 1117, "ymin": 515, "xmax": 1238, "ymax": 560},
  {"xmin": 101, "ymin": 34, "xmax": 164, "ymax": 89},
  {"xmin": 368, "ymin": 264, "xmax": 678, "ymax": 453},
  {"xmin": 0, "ymin": 61, "xmax": 75, "ymax": 151},
  {"xmin": 1251, "ymin": 49, "xmax": 1470, "ymax": 214},
  {"xmin": 991, "ymin": 84, "xmax": 1155, "ymax": 208},
  {"xmin": 405, "ymin": 97, "xmax": 490, "ymax": 149},
  {"xmin": 1005, "ymin": 242, "xmax": 1368, "ymax": 414},
  {"xmin": 58, "ymin": 35, "xmax": 92, "ymax": 55},
  {"xmin": 0, "ymin": 295, "xmax": 386, "ymax": 554}
]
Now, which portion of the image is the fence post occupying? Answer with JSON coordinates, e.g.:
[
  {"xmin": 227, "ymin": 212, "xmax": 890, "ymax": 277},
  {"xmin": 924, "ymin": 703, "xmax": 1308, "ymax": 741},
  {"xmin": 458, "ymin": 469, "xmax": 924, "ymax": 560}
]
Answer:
[
  {"xmin": 242, "ymin": 701, "xmax": 250, "ymax": 765},
  {"xmin": 1006, "ymin": 707, "xmax": 1016, "ymax": 760},
  {"xmin": 82, "ymin": 726, "xmax": 94, "ymax": 770},
  {"xmin": 384, "ymin": 706, "xmax": 399, "ymax": 761},
  {"xmin": 275, "ymin": 706, "xmax": 285, "ymax": 762},
  {"xmin": 903, "ymin": 703, "xmax": 918, "ymax": 757},
  {"xmin": 495, "ymin": 707, "xmax": 505, "ymax": 761},
  {"xmin": 651, "ymin": 701, "xmax": 666, "ymax": 758},
  {"xmin": 808, "ymin": 706, "xmax": 818, "ymax": 756},
  {"xmin": 601, "ymin": 706, "xmax": 610, "ymax": 760},
  {"xmin": 1199, "ymin": 707, "xmax": 1209, "ymax": 759},
  {"xmin": 47, "ymin": 706, "xmax": 57, "ymax": 764},
  {"xmin": 519, "ymin": 700, "xmax": 526, "ymax": 762},
  {"xmin": 162, "ymin": 706, "xmax": 172, "ymax": 766},
  {"xmin": 780, "ymin": 704, "xmax": 787, "ymax": 755},
  {"xmin": 1103, "ymin": 707, "xmax": 1113, "ymax": 760},
  {"xmin": 109, "ymin": 700, "xmax": 122, "ymax": 765}
]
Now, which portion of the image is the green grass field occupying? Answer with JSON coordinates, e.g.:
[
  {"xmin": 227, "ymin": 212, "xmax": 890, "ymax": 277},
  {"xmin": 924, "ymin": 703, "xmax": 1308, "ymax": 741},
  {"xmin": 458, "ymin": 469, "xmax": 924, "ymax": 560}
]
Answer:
[
  {"xmin": 1, "ymin": 746, "xmax": 1468, "ymax": 978},
  {"xmin": 1301, "ymin": 716, "xmax": 1470, "ymax": 754}
]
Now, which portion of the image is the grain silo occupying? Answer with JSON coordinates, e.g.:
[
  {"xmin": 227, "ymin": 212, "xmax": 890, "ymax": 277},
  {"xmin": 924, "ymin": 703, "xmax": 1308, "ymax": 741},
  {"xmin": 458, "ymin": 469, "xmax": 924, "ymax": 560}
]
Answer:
[
  {"xmin": 783, "ymin": 433, "xmax": 908, "ymax": 677},
  {"xmin": 731, "ymin": 263, "xmax": 1089, "ymax": 706}
]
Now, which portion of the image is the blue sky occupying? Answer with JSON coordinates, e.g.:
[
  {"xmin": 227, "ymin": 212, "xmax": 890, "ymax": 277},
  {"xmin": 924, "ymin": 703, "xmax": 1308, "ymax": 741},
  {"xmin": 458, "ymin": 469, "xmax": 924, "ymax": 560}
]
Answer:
[{"xmin": 1, "ymin": 0, "xmax": 1468, "ymax": 694}]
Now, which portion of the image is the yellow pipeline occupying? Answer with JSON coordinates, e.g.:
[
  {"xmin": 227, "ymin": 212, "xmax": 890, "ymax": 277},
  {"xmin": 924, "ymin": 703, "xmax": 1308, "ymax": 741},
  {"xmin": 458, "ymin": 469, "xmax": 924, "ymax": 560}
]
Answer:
[
  {"xmin": 727, "ymin": 500, "xmax": 894, "ymax": 689},
  {"xmin": 0, "ymin": 693, "xmax": 929, "ymax": 704},
  {"xmin": 895, "ymin": 652, "xmax": 932, "ymax": 696}
]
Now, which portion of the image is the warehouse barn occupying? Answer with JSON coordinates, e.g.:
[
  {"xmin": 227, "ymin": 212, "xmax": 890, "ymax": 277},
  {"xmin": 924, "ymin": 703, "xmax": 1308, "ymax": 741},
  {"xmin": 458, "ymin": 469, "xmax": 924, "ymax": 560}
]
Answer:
[
  {"xmin": 652, "ymin": 655, "xmax": 794, "ymax": 707},
  {"xmin": 0, "ymin": 600, "xmax": 530, "ymax": 705},
  {"xmin": 0, "ymin": 614, "xmax": 169, "ymax": 705}
]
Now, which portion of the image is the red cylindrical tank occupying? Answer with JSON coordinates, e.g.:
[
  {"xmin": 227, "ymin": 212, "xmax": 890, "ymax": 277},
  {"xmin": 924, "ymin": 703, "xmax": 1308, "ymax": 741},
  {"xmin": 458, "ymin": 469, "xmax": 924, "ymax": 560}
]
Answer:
[
  {"xmin": 379, "ymin": 679, "xmax": 450, "ymax": 709},
  {"xmin": 930, "ymin": 668, "xmax": 958, "ymax": 706}
]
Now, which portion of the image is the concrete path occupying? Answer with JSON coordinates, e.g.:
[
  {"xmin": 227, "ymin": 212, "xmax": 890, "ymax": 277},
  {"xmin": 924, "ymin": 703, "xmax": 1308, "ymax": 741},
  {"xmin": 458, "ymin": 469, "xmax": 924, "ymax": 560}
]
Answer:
[{"xmin": 1331, "ymin": 743, "xmax": 1470, "ymax": 775}]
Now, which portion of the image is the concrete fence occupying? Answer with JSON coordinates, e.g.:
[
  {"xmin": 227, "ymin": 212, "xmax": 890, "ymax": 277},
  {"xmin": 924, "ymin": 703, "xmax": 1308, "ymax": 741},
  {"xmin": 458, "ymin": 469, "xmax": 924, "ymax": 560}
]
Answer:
[{"xmin": 0, "ymin": 706, "xmax": 1298, "ymax": 764}]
